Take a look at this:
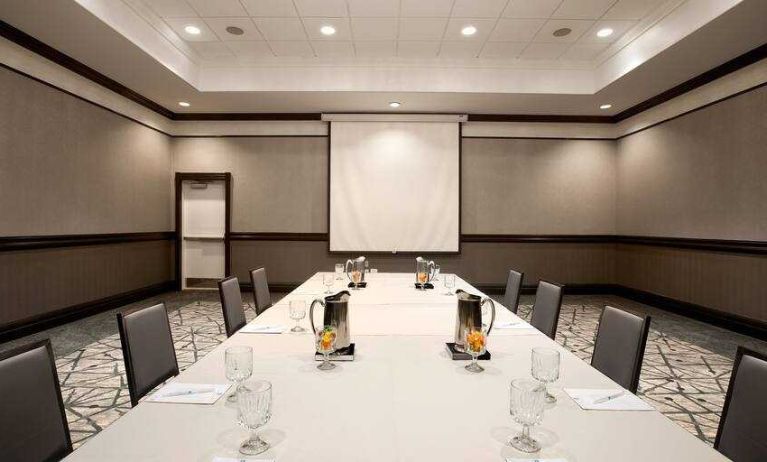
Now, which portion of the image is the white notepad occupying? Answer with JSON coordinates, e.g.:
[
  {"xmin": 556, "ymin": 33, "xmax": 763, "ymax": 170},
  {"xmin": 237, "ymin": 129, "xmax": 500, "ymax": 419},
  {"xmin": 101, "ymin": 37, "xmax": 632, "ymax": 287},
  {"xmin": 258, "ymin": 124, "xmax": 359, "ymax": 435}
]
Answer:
[
  {"xmin": 564, "ymin": 388, "xmax": 654, "ymax": 411},
  {"xmin": 148, "ymin": 383, "xmax": 231, "ymax": 404},
  {"xmin": 213, "ymin": 458, "xmax": 275, "ymax": 462},
  {"xmin": 240, "ymin": 324, "xmax": 286, "ymax": 334},
  {"xmin": 507, "ymin": 459, "xmax": 567, "ymax": 462},
  {"xmin": 495, "ymin": 321, "xmax": 534, "ymax": 329}
]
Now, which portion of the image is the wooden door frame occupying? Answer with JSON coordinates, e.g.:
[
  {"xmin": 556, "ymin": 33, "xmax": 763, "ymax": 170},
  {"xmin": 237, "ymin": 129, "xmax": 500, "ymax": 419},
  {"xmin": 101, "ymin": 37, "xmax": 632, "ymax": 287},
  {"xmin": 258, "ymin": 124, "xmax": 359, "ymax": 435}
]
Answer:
[{"xmin": 174, "ymin": 172, "xmax": 232, "ymax": 291}]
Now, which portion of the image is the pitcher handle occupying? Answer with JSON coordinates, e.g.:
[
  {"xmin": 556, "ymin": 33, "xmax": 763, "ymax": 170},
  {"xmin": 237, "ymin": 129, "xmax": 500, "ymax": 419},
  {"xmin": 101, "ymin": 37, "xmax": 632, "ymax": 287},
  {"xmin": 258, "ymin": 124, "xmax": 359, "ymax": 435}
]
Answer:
[
  {"xmin": 309, "ymin": 298, "xmax": 325, "ymax": 334},
  {"xmin": 481, "ymin": 297, "xmax": 496, "ymax": 335},
  {"xmin": 344, "ymin": 259, "xmax": 353, "ymax": 282},
  {"xmin": 428, "ymin": 261, "xmax": 436, "ymax": 282}
]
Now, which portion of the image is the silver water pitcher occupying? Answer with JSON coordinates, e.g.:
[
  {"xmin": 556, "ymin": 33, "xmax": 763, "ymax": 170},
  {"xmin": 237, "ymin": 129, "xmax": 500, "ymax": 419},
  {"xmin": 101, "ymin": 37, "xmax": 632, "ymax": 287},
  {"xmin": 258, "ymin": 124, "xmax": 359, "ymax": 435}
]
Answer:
[
  {"xmin": 345, "ymin": 256, "xmax": 366, "ymax": 288},
  {"xmin": 453, "ymin": 290, "xmax": 496, "ymax": 351},
  {"xmin": 415, "ymin": 257, "xmax": 436, "ymax": 287},
  {"xmin": 310, "ymin": 291, "xmax": 352, "ymax": 349}
]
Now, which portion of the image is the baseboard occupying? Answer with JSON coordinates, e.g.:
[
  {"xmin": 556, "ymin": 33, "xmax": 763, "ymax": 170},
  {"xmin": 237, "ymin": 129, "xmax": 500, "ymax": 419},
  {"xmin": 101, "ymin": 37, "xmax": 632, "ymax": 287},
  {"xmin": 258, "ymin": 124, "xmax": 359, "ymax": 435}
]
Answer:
[{"xmin": 0, "ymin": 281, "xmax": 176, "ymax": 343}]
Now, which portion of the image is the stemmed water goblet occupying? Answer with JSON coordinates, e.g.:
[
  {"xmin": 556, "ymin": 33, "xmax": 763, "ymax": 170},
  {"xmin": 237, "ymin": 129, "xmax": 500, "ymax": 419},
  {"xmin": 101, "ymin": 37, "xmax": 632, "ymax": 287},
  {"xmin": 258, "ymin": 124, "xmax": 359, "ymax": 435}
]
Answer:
[
  {"xmin": 443, "ymin": 274, "xmax": 456, "ymax": 295},
  {"xmin": 225, "ymin": 346, "xmax": 253, "ymax": 402},
  {"xmin": 237, "ymin": 380, "xmax": 272, "ymax": 455},
  {"xmin": 315, "ymin": 325, "xmax": 337, "ymax": 370},
  {"xmin": 335, "ymin": 263, "xmax": 344, "ymax": 280},
  {"xmin": 289, "ymin": 300, "xmax": 306, "ymax": 333},
  {"xmin": 464, "ymin": 327, "xmax": 488, "ymax": 373},
  {"xmin": 509, "ymin": 378, "xmax": 546, "ymax": 453},
  {"xmin": 323, "ymin": 273, "xmax": 334, "ymax": 294},
  {"xmin": 531, "ymin": 347, "xmax": 560, "ymax": 403},
  {"xmin": 432, "ymin": 264, "xmax": 441, "ymax": 281}
]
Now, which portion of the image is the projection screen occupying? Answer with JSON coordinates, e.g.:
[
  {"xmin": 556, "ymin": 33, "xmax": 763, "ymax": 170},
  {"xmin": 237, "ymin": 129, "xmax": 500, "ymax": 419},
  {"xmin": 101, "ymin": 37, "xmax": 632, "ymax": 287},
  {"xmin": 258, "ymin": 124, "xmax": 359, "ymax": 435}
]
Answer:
[{"xmin": 329, "ymin": 121, "xmax": 460, "ymax": 253}]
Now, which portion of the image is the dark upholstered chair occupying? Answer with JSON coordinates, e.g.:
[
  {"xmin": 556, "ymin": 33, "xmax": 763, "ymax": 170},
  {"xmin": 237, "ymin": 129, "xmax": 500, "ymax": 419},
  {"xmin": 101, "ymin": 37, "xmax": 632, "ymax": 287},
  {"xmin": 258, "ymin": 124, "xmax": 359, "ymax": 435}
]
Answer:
[
  {"xmin": 117, "ymin": 303, "xmax": 179, "ymax": 406},
  {"xmin": 591, "ymin": 306, "xmax": 651, "ymax": 393},
  {"xmin": 218, "ymin": 276, "xmax": 246, "ymax": 337},
  {"xmin": 503, "ymin": 269, "xmax": 524, "ymax": 314},
  {"xmin": 714, "ymin": 347, "xmax": 767, "ymax": 462},
  {"xmin": 0, "ymin": 339, "xmax": 72, "ymax": 462},
  {"xmin": 529, "ymin": 280, "xmax": 564, "ymax": 339},
  {"xmin": 249, "ymin": 267, "xmax": 272, "ymax": 315}
]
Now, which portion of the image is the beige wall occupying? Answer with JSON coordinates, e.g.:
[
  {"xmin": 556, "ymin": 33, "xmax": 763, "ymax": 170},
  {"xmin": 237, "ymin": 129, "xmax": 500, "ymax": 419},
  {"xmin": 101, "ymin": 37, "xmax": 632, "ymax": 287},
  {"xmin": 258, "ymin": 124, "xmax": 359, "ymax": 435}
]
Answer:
[
  {"xmin": 462, "ymin": 138, "xmax": 617, "ymax": 234},
  {"xmin": 172, "ymin": 137, "xmax": 328, "ymax": 233},
  {"xmin": 616, "ymin": 85, "xmax": 767, "ymax": 241}
]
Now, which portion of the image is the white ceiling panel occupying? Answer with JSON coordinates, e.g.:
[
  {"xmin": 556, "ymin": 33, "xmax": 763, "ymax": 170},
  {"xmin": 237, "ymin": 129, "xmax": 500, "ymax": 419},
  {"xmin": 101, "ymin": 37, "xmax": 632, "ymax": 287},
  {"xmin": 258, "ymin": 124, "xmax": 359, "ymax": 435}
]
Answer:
[
  {"xmin": 520, "ymin": 42, "xmax": 570, "ymax": 59},
  {"xmin": 253, "ymin": 18, "xmax": 308, "ymax": 41},
  {"xmin": 347, "ymin": 0, "xmax": 399, "ymax": 17},
  {"xmin": 240, "ymin": 0, "xmax": 297, "ymax": 17},
  {"xmin": 561, "ymin": 42, "xmax": 609, "ymax": 60},
  {"xmin": 313, "ymin": 41, "xmax": 355, "ymax": 58},
  {"xmin": 351, "ymin": 18, "xmax": 398, "ymax": 41},
  {"xmin": 439, "ymin": 40, "xmax": 483, "ymax": 58},
  {"xmin": 444, "ymin": 18, "xmax": 496, "ymax": 41},
  {"xmin": 187, "ymin": 41, "xmax": 235, "ymax": 59},
  {"xmin": 451, "ymin": 0, "xmax": 508, "ymax": 18},
  {"xmin": 503, "ymin": 0, "xmax": 563, "ymax": 19},
  {"xmin": 225, "ymin": 41, "xmax": 274, "ymax": 59},
  {"xmin": 303, "ymin": 18, "xmax": 353, "ymax": 40},
  {"xmin": 186, "ymin": 0, "xmax": 247, "ymax": 17},
  {"xmin": 532, "ymin": 19, "xmax": 593, "ymax": 43},
  {"xmin": 552, "ymin": 0, "xmax": 616, "ymax": 20},
  {"xmin": 480, "ymin": 41, "xmax": 527, "ymax": 58},
  {"xmin": 579, "ymin": 20, "xmax": 636, "ymax": 44},
  {"xmin": 294, "ymin": 0, "xmax": 348, "ymax": 18},
  {"xmin": 355, "ymin": 41, "xmax": 397, "ymax": 57},
  {"xmin": 398, "ymin": 18, "xmax": 449, "ymax": 41},
  {"xmin": 489, "ymin": 18, "xmax": 546, "ymax": 42},
  {"xmin": 400, "ymin": 0, "xmax": 455, "ymax": 18},
  {"xmin": 269, "ymin": 40, "xmax": 315, "ymax": 57},
  {"xmin": 397, "ymin": 41, "xmax": 441, "ymax": 58},
  {"xmin": 165, "ymin": 18, "xmax": 218, "ymax": 41},
  {"xmin": 603, "ymin": 0, "xmax": 664, "ymax": 20},
  {"xmin": 143, "ymin": 0, "xmax": 198, "ymax": 18},
  {"xmin": 204, "ymin": 18, "xmax": 263, "ymax": 41}
]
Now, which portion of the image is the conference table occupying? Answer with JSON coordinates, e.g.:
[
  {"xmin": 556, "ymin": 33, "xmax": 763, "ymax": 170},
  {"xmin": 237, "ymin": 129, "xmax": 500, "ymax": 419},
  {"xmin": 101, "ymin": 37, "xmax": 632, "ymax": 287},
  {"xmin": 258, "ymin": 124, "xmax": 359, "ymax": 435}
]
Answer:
[{"xmin": 64, "ymin": 272, "xmax": 727, "ymax": 461}]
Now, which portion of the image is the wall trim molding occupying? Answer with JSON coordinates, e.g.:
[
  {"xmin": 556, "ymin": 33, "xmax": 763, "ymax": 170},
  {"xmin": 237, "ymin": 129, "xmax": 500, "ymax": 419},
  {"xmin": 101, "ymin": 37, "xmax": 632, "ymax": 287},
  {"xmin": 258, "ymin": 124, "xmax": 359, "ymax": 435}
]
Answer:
[
  {"xmin": 0, "ymin": 231, "xmax": 175, "ymax": 252},
  {"xmin": 230, "ymin": 232, "xmax": 329, "ymax": 241},
  {"xmin": 0, "ymin": 280, "xmax": 176, "ymax": 343},
  {"xmin": 461, "ymin": 234, "xmax": 615, "ymax": 244}
]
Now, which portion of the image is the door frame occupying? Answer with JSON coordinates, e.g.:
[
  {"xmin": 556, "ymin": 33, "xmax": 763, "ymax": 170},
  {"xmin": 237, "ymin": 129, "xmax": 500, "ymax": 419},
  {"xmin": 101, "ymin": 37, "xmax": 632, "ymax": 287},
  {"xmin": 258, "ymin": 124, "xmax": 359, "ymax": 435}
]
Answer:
[{"xmin": 174, "ymin": 172, "xmax": 232, "ymax": 291}]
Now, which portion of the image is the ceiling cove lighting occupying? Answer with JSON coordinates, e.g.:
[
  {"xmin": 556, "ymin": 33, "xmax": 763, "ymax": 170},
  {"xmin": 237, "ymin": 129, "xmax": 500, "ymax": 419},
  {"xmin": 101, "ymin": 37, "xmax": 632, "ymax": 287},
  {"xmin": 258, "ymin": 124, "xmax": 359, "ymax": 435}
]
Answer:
[
  {"xmin": 600, "ymin": 104, "xmax": 612, "ymax": 110},
  {"xmin": 184, "ymin": 25, "xmax": 201, "ymax": 35},
  {"xmin": 461, "ymin": 25, "xmax": 477, "ymax": 36},
  {"xmin": 178, "ymin": 101, "xmax": 191, "ymax": 107},
  {"xmin": 320, "ymin": 25, "xmax": 336, "ymax": 36},
  {"xmin": 597, "ymin": 28, "xmax": 614, "ymax": 38},
  {"xmin": 389, "ymin": 102, "xmax": 401, "ymax": 108}
]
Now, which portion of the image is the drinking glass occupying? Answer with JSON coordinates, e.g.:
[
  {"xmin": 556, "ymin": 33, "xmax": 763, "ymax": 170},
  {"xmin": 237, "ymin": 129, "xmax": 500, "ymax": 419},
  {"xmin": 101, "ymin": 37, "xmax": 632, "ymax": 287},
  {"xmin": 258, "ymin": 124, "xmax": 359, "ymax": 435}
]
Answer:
[
  {"xmin": 531, "ymin": 347, "xmax": 560, "ymax": 403},
  {"xmin": 237, "ymin": 380, "xmax": 272, "ymax": 455},
  {"xmin": 433, "ymin": 264, "xmax": 441, "ymax": 281},
  {"xmin": 323, "ymin": 273, "xmax": 334, "ymax": 294},
  {"xmin": 443, "ymin": 274, "xmax": 456, "ymax": 295},
  {"xmin": 225, "ymin": 346, "xmax": 253, "ymax": 402},
  {"xmin": 316, "ymin": 326, "xmax": 337, "ymax": 370},
  {"xmin": 464, "ymin": 327, "xmax": 487, "ymax": 373},
  {"xmin": 350, "ymin": 270, "xmax": 362, "ymax": 290},
  {"xmin": 335, "ymin": 263, "xmax": 344, "ymax": 280},
  {"xmin": 289, "ymin": 300, "xmax": 306, "ymax": 332},
  {"xmin": 509, "ymin": 378, "xmax": 545, "ymax": 453}
]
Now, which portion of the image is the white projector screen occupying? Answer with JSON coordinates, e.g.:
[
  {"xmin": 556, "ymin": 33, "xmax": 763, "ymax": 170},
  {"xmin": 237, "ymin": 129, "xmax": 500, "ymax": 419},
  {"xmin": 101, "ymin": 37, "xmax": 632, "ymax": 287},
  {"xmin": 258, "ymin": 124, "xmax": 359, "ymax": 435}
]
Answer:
[{"xmin": 329, "ymin": 121, "xmax": 460, "ymax": 253}]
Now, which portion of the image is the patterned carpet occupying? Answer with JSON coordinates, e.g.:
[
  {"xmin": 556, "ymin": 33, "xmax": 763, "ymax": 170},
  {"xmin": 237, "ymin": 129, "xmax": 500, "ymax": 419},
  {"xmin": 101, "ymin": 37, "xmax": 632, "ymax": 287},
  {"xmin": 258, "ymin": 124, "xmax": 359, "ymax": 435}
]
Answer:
[{"xmin": 53, "ymin": 296, "xmax": 755, "ymax": 449}]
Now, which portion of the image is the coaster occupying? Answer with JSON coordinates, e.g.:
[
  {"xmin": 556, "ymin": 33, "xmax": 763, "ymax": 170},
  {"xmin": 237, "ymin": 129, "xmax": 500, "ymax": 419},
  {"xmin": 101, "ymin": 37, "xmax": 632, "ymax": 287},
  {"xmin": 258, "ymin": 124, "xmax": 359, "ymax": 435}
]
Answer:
[
  {"xmin": 414, "ymin": 282, "xmax": 434, "ymax": 289},
  {"xmin": 348, "ymin": 282, "xmax": 367, "ymax": 288},
  {"xmin": 315, "ymin": 343, "xmax": 355, "ymax": 361},
  {"xmin": 445, "ymin": 342, "xmax": 491, "ymax": 360}
]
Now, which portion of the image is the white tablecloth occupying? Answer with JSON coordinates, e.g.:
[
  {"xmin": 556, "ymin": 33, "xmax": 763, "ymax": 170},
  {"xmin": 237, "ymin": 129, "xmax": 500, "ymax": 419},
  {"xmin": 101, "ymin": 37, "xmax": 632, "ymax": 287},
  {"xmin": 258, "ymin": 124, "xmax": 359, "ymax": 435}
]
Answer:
[{"xmin": 64, "ymin": 273, "xmax": 727, "ymax": 462}]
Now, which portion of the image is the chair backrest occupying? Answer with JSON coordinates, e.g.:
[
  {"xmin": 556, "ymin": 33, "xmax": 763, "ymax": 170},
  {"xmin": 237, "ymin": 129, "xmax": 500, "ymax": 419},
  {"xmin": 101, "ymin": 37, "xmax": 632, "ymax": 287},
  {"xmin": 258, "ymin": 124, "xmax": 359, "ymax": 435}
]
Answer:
[
  {"xmin": 529, "ymin": 280, "xmax": 564, "ymax": 339},
  {"xmin": 715, "ymin": 347, "xmax": 767, "ymax": 462},
  {"xmin": 0, "ymin": 339, "xmax": 72, "ymax": 462},
  {"xmin": 117, "ymin": 303, "xmax": 179, "ymax": 406},
  {"xmin": 503, "ymin": 269, "xmax": 524, "ymax": 314},
  {"xmin": 218, "ymin": 276, "xmax": 246, "ymax": 337},
  {"xmin": 591, "ymin": 306, "xmax": 651, "ymax": 393},
  {"xmin": 249, "ymin": 267, "xmax": 272, "ymax": 315}
]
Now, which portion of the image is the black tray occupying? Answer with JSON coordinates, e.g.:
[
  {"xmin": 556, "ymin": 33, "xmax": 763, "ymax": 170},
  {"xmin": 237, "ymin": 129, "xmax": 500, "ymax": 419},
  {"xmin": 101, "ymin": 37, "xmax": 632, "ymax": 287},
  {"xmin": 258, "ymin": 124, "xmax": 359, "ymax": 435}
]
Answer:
[
  {"xmin": 315, "ymin": 343, "xmax": 355, "ymax": 361},
  {"xmin": 414, "ymin": 282, "xmax": 434, "ymax": 289},
  {"xmin": 446, "ymin": 342, "xmax": 491, "ymax": 360},
  {"xmin": 348, "ymin": 282, "xmax": 367, "ymax": 288}
]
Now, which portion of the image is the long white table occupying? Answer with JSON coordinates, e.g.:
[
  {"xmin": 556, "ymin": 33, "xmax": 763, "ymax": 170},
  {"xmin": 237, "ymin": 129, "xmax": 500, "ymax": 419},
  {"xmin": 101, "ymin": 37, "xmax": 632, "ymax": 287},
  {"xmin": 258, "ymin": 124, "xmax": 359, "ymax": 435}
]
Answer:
[{"xmin": 64, "ymin": 272, "xmax": 728, "ymax": 461}]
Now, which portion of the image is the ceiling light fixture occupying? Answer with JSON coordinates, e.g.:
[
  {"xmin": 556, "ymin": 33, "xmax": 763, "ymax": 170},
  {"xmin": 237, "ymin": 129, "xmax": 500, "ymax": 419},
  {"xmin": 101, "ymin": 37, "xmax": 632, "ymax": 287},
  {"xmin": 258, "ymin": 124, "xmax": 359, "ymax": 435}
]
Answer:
[
  {"xmin": 597, "ymin": 28, "xmax": 614, "ymax": 38},
  {"xmin": 389, "ymin": 102, "xmax": 401, "ymax": 108},
  {"xmin": 184, "ymin": 25, "xmax": 201, "ymax": 35},
  {"xmin": 320, "ymin": 25, "xmax": 336, "ymax": 36},
  {"xmin": 600, "ymin": 104, "xmax": 612, "ymax": 110},
  {"xmin": 178, "ymin": 101, "xmax": 191, "ymax": 107},
  {"xmin": 553, "ymin": 28, "xmax": 572, "ymax": 37},
  {"xmin": 226, "ymin": 26, "xmax": 244, "ymax": 36},
  {"xmin": 461, "ymin": 25, "xmax": 477, "ymax": 36}
]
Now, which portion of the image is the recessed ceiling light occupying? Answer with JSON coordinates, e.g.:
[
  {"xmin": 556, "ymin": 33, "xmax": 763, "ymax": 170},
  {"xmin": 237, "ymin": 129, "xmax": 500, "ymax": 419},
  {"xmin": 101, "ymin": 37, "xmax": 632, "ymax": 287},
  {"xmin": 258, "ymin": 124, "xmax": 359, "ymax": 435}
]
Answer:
[
  {"xmin": 600, "ymin": 104, "xmax": 612, "ymax": 110},
  {"xmin": 226, "ymin": 26, "xmax": 244, "ymax": 36},
  {"xmin": 184, "ymin": 25, "xmax": 201, "ymax": 35},
  {"xmin": 553, "ymin": 28, "xmax": 572, "ymax": 37},
  {"xmin": 320, "ymin": 25, "xmax": 336, "ymax": 36},
  {"xmin": 178, "ymin": 101, "xmax": 191, "ymax": 107},
  {"xmin": 597, "ymin": 28, "xmax": 614, "ymax": 38},
  {"xmin": 461, "ymin": 25, "xmax": 477, "ymax": 36},
  {"xmin": 389, "ymin": 102, "xmax": 401, "ymax": 108}
]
